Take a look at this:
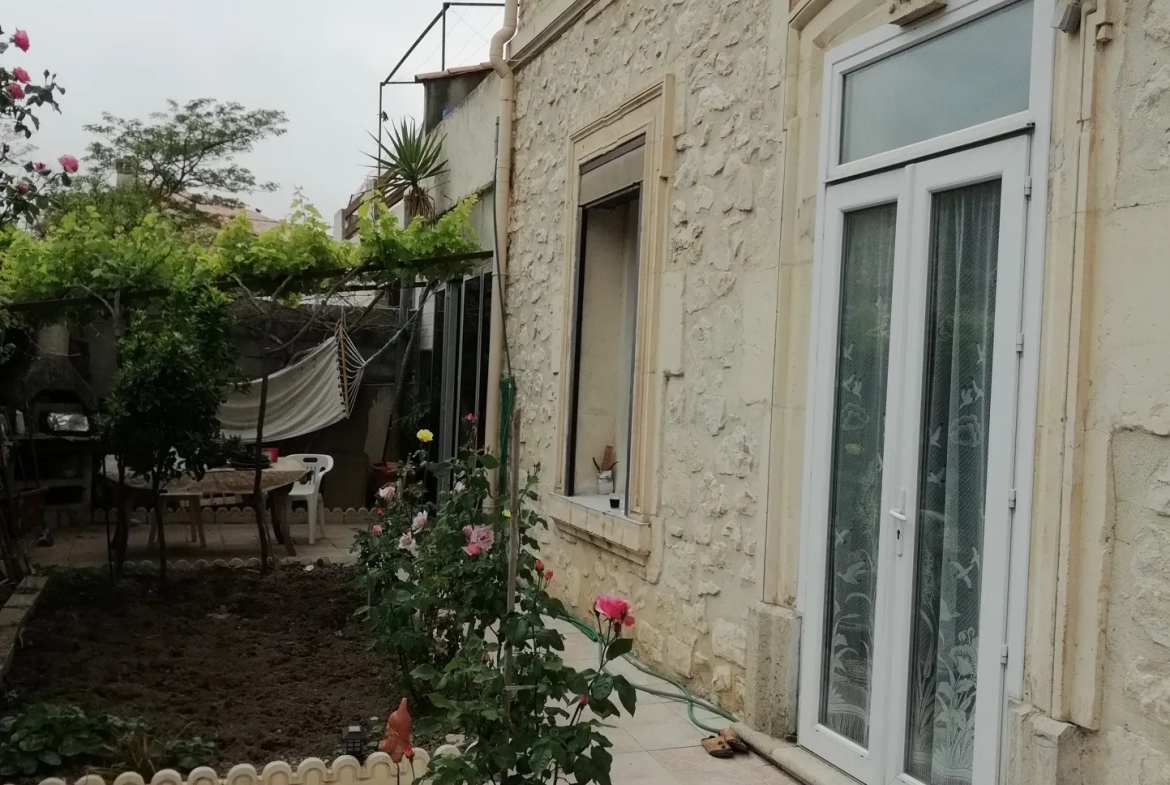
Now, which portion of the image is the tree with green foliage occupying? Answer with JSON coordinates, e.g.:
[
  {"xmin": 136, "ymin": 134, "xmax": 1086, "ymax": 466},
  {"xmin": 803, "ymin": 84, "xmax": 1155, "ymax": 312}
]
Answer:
[
  {"xmin": 57, "ymin": 98, "xmax": 287, "ymax": 230},
  {"xmin": 99, "ymin": 284, "xmax": 235, "ymax": 580},
  {"xmin": 2, "ymin": 187, "xmax": 481, "ymax": 574}
]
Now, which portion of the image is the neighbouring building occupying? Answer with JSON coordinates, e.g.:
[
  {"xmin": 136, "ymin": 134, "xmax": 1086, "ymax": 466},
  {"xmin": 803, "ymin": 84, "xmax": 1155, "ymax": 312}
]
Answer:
[
  {"xmin": 339, "ymin": 62, "xmax": 500, "ymax": 468},
  {"xmin": 474, "ymin": 0, "xmax": 1170, "ymax": 783}
]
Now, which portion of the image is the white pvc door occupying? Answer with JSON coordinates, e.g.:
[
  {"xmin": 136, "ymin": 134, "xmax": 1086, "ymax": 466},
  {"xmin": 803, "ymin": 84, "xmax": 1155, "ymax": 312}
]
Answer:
[{"xmin": 800, "ymin": 137, "xmax": 1028, "ymax": 785}]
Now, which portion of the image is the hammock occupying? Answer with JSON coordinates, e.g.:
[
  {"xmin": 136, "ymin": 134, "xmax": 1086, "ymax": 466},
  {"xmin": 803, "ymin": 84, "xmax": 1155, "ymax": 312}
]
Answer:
[{"xmin": 219, "ymin": 329, "xmax": 366, "ymax": 443}]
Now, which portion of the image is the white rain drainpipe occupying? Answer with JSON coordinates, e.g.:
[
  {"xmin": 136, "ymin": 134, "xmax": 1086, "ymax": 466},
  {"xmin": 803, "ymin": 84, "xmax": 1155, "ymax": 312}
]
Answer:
[{"xmin": 484, "ymin": 0, "xmax": 517, "ymax": 489}]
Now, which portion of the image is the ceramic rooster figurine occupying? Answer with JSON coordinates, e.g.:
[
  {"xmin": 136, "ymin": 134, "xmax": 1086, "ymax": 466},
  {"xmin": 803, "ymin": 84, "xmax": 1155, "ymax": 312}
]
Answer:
[{"xmin": 378, "ymin": 698, "xmax": 412, "ymax": 762}]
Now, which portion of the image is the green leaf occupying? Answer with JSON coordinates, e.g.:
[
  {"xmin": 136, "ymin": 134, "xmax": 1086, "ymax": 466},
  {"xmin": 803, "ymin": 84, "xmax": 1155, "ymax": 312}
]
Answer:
[
  {"xmin": 479, "ymin": 453, "xmax": 499, "ymax": 470},
  {"xmin": 528, "ymin": 744, "xmax": 553, "ymax": 773},
  {"xmin": 428, "ymin": 693, "xmax": 451, "ymax": 709},
  {"xmin": 57, "ymin": 736, "xmax": 90, "ymax": 758},
  {"xmin": 615, "ymin": 677, "xmax": 637, "ymax": 716},
  {"xmin": 590, "ymin": 673, "xmax": 614, "ymax": 702},
  {"xmin": 606, "ymin": 637, "xmax": 633, "ymax": 660},
  {"xmin": 38, "ymin": 751, "xmax": 61, "ymax": 767},
  {"xmin": 410, "ymin": 663, "xmax": 437, "ymax": 681}
]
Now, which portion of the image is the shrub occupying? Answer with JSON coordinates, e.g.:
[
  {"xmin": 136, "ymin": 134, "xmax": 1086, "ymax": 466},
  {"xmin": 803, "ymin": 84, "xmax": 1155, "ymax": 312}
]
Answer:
[
  {"xmin": 355, "ymin": 436, "xmax": 638, "ymax": 784},
  {"xmin": 0, "ymin": 704, "xmax": 214, "ymax": 778}
]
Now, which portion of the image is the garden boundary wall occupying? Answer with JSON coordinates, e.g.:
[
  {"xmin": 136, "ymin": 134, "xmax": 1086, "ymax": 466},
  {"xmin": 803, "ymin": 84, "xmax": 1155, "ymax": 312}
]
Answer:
[{"xmin": 0, "ymin": 575, "xmax": 47, "ymax": 682}]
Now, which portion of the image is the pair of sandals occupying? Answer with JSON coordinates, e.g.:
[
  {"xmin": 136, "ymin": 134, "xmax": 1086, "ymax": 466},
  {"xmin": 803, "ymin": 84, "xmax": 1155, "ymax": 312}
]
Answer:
[{"xmin": 701, "ymin": 727, "xmax": 749, "ymax": 758}]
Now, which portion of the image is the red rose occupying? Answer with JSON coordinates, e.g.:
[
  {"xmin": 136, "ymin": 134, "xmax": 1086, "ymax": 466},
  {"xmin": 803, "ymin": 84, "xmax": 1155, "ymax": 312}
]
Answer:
[
  {"xmin": 534, "ymin": 559, "xmax": 543, "ymax": 571},
  {"xmin": 6, "ymin": 83, "xmax": 24, "ymax": 100},
  {"xmin": 12, "ymin": 67, "xmax": 29, "ymax": 83},
  {"xmin": 594, "ymin": 594, "xmax": 631, "ymax": 622},
  {"xmin": 12, "ymin": 30, "xmax": 29, "ymax": 52},
  {"xmin": 33, "ymin": 162, "xmax": 45, "ymax": 171}
]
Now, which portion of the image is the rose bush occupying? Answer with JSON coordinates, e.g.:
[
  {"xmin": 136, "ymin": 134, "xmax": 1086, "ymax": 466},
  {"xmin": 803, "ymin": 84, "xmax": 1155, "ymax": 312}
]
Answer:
[
  {"xmin": 0, "ymin": 23, "xmax": 75, "ymax": 228},
  {"xmin": 354, "ymin": 433, "xmax": 638, "ymax": 784},
  {"xmin": 353, "ymin": 434, "xmax": 514, "ymax": 701}
]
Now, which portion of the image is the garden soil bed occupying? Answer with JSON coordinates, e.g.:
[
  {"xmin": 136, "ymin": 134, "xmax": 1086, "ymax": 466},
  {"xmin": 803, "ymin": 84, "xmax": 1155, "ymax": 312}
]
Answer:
[{"xmin": 3, "ymin": 566, "xmax": 434, "ymax": 777}]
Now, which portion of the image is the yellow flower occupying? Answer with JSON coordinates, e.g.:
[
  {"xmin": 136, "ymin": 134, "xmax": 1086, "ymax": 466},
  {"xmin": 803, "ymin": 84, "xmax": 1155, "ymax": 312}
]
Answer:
[
  {"xmin": 502, "ymin": 509, "xmax": 511, "ymax": 518},
  {"xmin": 417, "ymin": 429, "xmax": 434, "ymax": 443}
]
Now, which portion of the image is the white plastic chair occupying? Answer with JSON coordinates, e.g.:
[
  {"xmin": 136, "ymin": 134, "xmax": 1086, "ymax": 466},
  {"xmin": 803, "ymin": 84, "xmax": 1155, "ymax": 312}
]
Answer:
[{"xmin": 285, "ymin": 454, "xmax": 334, "ymax": 544}]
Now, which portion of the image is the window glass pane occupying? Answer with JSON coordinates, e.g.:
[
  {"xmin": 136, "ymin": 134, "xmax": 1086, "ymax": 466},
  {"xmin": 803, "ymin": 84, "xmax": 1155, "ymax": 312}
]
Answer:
[
  {"xmin": 568, "ymin": 194, "xmax": 640, "ymax": 501},
  {"xmin": 905, "ymin": 179, "xmax": 1001, "ymax": 785},
  {"xmin": 840, "ymin": 1, "xmax": 1033, "ymax": 163},
  {"xmin": 820, "ymin": 202, "xmax": 897, "ymax": 747}
]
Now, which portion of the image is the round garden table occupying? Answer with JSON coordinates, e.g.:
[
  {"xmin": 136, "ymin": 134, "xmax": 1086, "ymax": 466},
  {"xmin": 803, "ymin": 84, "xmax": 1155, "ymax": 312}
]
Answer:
[{"xmin": 100, "ymin": 456, "xmax": 308, "ymax": 555}]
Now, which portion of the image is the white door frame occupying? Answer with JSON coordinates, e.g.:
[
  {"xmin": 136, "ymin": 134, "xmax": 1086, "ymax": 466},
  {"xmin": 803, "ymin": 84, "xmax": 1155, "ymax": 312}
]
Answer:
[
  {"xmin": 879, "ymin": 138, "xmax": 1030, "ymax": 785},
  {"xmin": 797, "ymin": 0, "xmax": 1055, "ymax": 778},
  {"xmin": 797, "ymin": 169, "xmax": 913, "ymax": 784}
]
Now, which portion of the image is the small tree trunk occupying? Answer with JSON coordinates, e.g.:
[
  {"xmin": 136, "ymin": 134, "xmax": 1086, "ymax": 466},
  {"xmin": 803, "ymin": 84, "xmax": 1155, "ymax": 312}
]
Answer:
[
  {"xmin": 113, "ymin": 459, "xmax": 129, "ymax": 580},
  {"xmin": 385, "ymin": 322, "xmax": 419, "ymax": 462},
  {"xmin": 252, "ymin": 371, "xmax": 272, "ymax": 573},
  {"xmin": 153, "ymin": 483, "xmax": 167, "ymax": 583}
]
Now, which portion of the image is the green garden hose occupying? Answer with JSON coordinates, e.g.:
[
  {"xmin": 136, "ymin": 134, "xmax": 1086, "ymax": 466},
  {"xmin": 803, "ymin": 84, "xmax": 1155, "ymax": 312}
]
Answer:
[
  {"xmin": 557, "ymin": 610, "xmax": 738, "ymax": 734},
  {"xmin": 497, "ymin": 376, "xmax": 516, "ymax": 494}
]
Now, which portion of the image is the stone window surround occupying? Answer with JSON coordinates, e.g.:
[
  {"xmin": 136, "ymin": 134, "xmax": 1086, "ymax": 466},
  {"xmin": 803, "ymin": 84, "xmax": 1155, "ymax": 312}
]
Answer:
[{"xmin": 549, "ymin": 76, "xmax": 676, "ymax": 562}]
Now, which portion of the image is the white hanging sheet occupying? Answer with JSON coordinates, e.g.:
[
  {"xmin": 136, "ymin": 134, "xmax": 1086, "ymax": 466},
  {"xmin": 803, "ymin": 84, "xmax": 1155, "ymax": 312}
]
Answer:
[{"xmin": 219, "ymin": 335, "xmax": 366, "ymax": 442}]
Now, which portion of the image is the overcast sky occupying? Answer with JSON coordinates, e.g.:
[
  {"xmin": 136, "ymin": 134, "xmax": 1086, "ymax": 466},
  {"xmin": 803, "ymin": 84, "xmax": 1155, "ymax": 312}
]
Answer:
[{"xmin": 11, "ymin": 1, "xmax": 502, "ymax": 221}]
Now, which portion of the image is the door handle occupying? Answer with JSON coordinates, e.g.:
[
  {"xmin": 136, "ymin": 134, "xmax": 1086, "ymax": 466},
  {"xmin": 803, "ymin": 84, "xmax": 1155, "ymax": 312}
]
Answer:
[{"xmin": 890, "ymin": 489, "xmax": 908, "ymax": 556}]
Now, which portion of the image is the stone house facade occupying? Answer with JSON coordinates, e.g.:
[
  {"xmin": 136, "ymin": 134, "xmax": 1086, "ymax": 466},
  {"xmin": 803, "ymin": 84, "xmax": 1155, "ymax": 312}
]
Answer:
[{"xmin": 429, "ymin": 0, "xmax": 1170, "ymax": 781}]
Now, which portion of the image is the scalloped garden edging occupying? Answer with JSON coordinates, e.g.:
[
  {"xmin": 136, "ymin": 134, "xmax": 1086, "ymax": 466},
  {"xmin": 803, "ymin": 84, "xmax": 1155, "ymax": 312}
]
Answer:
[{"xmin": 2, "ymin": 748, "xmax": 465, "ymax": 785}]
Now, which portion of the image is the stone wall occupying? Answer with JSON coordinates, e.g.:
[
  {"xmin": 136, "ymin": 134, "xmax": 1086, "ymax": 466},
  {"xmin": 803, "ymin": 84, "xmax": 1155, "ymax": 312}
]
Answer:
[
  {"xmin": 1033, "ymin": 0, "xmax": 1170, "ymax": 777},
  {"xmin": 506, "ymin": 0, "xmax": 784, "ymax": 711}
]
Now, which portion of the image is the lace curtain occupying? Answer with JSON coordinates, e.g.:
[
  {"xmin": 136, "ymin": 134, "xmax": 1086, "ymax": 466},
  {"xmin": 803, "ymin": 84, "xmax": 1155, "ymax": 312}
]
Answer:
[
  {"xmin": 821, "ymin": 203, "xmax": 898, "ymax": 746},
  {"xmin": 905, "ymin": 180, "xmax": 1001, "ymax": 785},
  {"xmin": 819, "ymin": 181, "xmax": 1002, "ymax": 785}
]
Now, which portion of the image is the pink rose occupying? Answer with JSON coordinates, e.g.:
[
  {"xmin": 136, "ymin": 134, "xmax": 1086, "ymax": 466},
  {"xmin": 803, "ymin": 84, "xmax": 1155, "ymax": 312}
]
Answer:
[
  {"xmin": 462, "ymin": 525, "xmax": 473, "ymax": 539},
  {"xmin": 33, "ymin": 162, "xmax": 45, "ymax": 171},
  {"xmin": 469, "ymin": 525, "xmax": 495, "ymax": 552},
  {"xmin": 377, "ymin": 484, "xmax": 395, "ymax": 501},
  {"xmin": 6, "ymin": 83, "xmax": 24, "ymax": 100},
  {"xmin": 58, "ymin": 155, "xmax": 79, "ymax": 173},
  {"xmin": 534, "ymin": 559, "xmax": 543, "ymax": 572},
  {"xmin": 579, "ymin": 695, "xmax": 588, "ymax": 705},
  {"xmin": 371, "ymin": 524, "xmax": 382, "ymax": 536},
  {"xmin": 466, "ymin": 412, "xmax": 476, "ymax": 422},
  {"xmin": 411, "ymin": 511, "xmax": 427, "ymax": 532},
  {"xmin": 594, "ymin": 594, "xmax": 631, "ymax": 622},
  {"xmin": 398, "ymin": 533, "xmax": 414, "ymax": 551},
  {"xmin": 544, "ymin": 569, "xmax": 554, "ymax": 580},
  {"xmin": 463, "ymin": 543, "xmax": 482, "ymax": 556},
  {"xmin": 12, "ymin": 30, "xmax": 29, "ymax": 52},
  {"xmin": 623, "ymin": 614, "xmax": 635, "ymax": 628},
  {"xmin": 12, "ymin": 67, "xmax": 29, "ymax": 83},
  {"xmin": 16, "ymin": 181, "xmax": 28, "ymax": 195}
]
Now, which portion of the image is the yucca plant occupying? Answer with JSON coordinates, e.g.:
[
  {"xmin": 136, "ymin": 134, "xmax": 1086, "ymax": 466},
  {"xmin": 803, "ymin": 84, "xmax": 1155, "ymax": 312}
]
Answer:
[{"xmin": 368, "ymin": 118, "xmax": 447, "ymax": 221}]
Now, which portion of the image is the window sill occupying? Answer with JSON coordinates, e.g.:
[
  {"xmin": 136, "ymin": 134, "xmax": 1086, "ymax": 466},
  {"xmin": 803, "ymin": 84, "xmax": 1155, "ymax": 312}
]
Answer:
[{"xmin": 545, "ymin": 493, "xmax": 651, "ymax": 564}]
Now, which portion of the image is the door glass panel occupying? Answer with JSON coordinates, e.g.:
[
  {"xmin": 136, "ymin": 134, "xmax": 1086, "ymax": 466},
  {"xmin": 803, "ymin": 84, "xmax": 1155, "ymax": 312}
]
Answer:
[
  {"xmin": 820, "ymin": 203, "xmax": 897, "ymax": 746},
  {"xmin": 840, "ymin": 0, "xmax": 1033, "ymax": 163},
  {"xmin": 905, "ymin": 180, "xmax": 1001, "ymax": 785}
]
